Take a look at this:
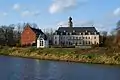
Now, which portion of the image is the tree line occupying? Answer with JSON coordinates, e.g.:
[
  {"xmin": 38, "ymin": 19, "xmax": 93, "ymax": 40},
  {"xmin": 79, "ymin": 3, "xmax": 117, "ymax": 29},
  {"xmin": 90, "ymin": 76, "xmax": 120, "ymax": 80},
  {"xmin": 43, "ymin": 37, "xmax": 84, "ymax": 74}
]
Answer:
[
  {"xmin": 0, "ymin": 23, "xmax": 54, "ymax": 47},
  {"xmin": 0, "ymin": 20, "xmax": 120, "ymax": 47},
  {"xmin": 99, "ymin": 20, "xmax": 120, "ymax": 48},
  {"xmin": 0, "ymin": 23, "xmax": 24, "ymax": 46}
]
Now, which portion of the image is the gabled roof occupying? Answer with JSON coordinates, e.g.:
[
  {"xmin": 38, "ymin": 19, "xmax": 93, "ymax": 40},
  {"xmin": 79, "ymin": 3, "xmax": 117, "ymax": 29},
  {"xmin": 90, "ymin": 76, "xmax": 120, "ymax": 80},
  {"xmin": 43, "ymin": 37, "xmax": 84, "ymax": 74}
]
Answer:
[
  {"xmin": 30, "ymin": 27, "xmax": 44, "ymax": 35},
  {"xmin": 30, "ymin": 28, "xmax": 47, "ymax": 40},
  {"xmin": 25, "ymin": 24, "xmax": 47, "ymax": 40},
  {"xmin": 25, "ymin": 24, "xmax": 43, "ymax": 35}
]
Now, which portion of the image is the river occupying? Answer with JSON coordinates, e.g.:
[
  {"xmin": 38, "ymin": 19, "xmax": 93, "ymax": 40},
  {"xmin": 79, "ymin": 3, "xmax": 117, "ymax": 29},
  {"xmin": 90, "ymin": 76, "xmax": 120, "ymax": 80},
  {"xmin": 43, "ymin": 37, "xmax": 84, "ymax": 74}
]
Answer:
[{"xmin": 0, "ymin": 56, "xmax": 120, "ymax": 80}]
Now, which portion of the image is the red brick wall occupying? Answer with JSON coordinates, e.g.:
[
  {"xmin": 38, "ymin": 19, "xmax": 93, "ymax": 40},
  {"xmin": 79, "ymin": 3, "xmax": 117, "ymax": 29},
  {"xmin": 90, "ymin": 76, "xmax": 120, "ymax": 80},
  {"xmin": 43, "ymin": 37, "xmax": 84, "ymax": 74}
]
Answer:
[{"xmin": 21, "ymin": 27, "xmax": 36, "ymax": 46}]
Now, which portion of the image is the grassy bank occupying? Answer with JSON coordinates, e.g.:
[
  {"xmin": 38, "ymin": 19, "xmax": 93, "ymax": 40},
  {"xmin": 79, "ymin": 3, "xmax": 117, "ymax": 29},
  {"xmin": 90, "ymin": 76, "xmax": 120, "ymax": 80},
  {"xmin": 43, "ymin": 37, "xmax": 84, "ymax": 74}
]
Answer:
[{"xmin": 0, "ymin": 47, "xmax": 120, "ymax": 65}]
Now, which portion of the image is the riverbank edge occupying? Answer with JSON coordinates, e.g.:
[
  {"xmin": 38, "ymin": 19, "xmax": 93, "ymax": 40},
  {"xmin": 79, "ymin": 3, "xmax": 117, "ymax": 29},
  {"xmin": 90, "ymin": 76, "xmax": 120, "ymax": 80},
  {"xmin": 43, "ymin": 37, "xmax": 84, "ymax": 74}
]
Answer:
[
  {"xmin": 0, "ymin": 54, "xmax": 119, "ymax": 65},
  {"xmin": 0, "ymin": 48, "xmax": 120, "ymax": 65}
]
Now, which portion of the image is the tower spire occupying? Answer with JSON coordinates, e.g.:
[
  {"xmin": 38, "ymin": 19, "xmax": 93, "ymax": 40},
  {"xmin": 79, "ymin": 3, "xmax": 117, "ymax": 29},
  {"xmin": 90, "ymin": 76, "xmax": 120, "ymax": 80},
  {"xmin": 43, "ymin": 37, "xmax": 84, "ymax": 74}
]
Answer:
[{"xmin": 68, "ymin": 17, "xmax": 73, "ymax": 27}]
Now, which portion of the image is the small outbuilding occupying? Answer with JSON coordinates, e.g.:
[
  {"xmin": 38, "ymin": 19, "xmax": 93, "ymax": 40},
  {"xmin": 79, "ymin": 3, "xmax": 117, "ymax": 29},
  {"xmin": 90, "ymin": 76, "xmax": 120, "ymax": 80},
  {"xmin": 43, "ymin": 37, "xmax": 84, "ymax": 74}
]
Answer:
[{"xmin": 37, "ymin": 34, "xmax": 49, "ymax": 48}]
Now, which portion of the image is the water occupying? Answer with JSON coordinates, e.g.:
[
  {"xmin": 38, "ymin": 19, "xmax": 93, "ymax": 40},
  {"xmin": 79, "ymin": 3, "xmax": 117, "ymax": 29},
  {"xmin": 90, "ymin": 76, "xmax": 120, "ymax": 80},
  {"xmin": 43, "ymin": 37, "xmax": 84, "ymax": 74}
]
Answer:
[{"xmin": 0, "ymin": 56, "xmax": 120, "ymax": 80}]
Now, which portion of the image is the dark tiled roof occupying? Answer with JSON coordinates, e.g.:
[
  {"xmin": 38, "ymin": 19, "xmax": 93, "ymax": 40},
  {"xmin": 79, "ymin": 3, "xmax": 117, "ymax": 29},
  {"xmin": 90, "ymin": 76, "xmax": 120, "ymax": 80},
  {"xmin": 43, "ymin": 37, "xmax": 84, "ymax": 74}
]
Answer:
[
  {"xmin": 58, "ymin": 27, "xmax": 97, "ymax": 32},
  {"xmin": 55, "ymin": 27, "xmax": 99, "ymax": 35},
  {"xmin": 30, "ymin": 28, "xmax": 47, "ymax": 40},
  {"xmin": 25, "ymin": 24, "xmax": 47, "ymax": 40},
  {"xmin": 31, "ymin": 27, "xmax": 44, "ymax": 35}
]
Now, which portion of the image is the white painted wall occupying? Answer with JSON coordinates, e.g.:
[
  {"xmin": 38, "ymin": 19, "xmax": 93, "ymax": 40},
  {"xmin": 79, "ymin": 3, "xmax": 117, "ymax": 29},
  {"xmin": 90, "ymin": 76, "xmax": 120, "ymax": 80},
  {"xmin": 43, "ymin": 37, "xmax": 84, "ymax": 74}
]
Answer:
[
  {"xmin": 37, "ymin": 38, "xmax": 49, "ymax": 48},
  {"xmin": 37, "ymin": 39, "xmax": 40, "ymax": 48},
  {"xmin": 53, "ymin": 34, "xmax": 99, "ymax": 46},
  {"xmin": 53, "ymin": 35, "xmax": 60, "ymax": 45}
]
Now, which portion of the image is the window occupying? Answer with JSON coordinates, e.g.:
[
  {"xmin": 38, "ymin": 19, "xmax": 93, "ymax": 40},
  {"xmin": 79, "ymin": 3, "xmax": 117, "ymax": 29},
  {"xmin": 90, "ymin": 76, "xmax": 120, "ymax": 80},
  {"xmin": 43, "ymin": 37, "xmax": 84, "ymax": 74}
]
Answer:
[
  {"xmin": 94, "ymin": 32, "xmax": 96, "ymax": 35},
  {"xmin": 88, "ymin": 37, "xmax": 90, "ymax": 39},
  {"xmin": 79, "ymin": 42, "xmax": 81, "ymax": 44},
  {"xmin": 40, "ymin": 40, "xmax": 44, "ymax": 46},
  {"xmin": 94, "ymin": 37, "xmax": 96, "ymax": 39},
  {"xmin": 89, "ymin": 32, "xmax": 91, "ymax": 35},
  {"xmin": 40, "ymin": 41, "xmax": 41, "ymax": 46},
  {"xmin": 83, "ymin": 41, "xmax": 85, "ymax": 45},
  {"xmin": 55, "ymin": 41, "xmax": 57, "ymax": 44},
  {"xmin": 79, "ymin": 37, "xmax": 81, "ymax": 39},
  {"xmin": 81, "ymin": 33, "xmax": 83, "ymax": 35},
  {"xmin": 86, "ymin": 41, "xmax": 87, "ymax": 44},
  {"xmin": 41, "ymin": 41, "xmax": 43, "ymax": 46},
  {"xmin": 69, "ymin": 42, "xmax": 71, "ymax": 45},
  {"xmin": 86, "ymin": 37, "xmax": 87, "ymax": 39},
  {"xmin": 89, "ymin": 41, "xmax": 91, "ymax": 44},
  {"xmin": 76, "ymin": 37, "xmax": 78, "ymax": 39},
  {"xmin": 75, "ymin": 42, "xmax": 77, "ymax": 45}
]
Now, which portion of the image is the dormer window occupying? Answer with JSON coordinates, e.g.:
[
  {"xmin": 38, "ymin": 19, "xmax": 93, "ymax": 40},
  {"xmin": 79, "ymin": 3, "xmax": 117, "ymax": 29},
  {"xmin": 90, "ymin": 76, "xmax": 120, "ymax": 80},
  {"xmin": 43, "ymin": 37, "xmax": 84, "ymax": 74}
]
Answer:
[
  {"xmin": 70, "ymin": 32, "xmax": 72, "ymax": 35},
  {"xmin": 61, "ymin": 33, "xmax": 62, "ymax": 35},
  {"xmin": 66, "ymin": 32, "xmax": 68, "ymax": 35},
  {"xmin": 94, "ymin": 32, "xmax": 96, "ymax": 35},
  {"xmin": 89, "ymin": 32, "xmax": 91, "ymax": 35},
  {"xmin": 79, "ymin": 33, "xmax": 81, "ymax": 35},
  {"xmin": 64, "ymin": 30, "xmax": 66, "ymax": 32}
]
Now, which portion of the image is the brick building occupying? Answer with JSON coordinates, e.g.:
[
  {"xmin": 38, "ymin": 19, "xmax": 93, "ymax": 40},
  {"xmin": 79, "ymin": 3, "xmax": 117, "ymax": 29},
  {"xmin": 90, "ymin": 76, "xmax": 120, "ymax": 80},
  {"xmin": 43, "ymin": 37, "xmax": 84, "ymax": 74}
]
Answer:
[{"xmin": 21, "ymin": 24, "xmax": 47, "ymax": 46}]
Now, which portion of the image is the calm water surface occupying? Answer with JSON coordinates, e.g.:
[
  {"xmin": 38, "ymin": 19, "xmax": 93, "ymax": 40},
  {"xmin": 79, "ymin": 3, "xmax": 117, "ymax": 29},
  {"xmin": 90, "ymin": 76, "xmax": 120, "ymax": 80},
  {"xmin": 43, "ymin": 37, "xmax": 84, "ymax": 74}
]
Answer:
[{"xmin": 0, "ymin": 56, "xmax": 120, "ymax": 80}]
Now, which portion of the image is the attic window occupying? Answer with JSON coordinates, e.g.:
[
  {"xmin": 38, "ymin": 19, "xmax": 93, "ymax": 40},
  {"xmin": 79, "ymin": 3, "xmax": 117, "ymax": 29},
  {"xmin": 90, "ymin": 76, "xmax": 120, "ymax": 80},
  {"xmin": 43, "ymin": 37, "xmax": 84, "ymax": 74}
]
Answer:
[
  {"xmin": 66, "ymin": 32, "xmax": 68, "ymax": 35},
  {"xmin": 94, "ymin": 32, "xmax": 96, "ymax": 35},
  {"xmin": 89, "ymin": 32, "xmax": 91, "ymax": 35}
]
